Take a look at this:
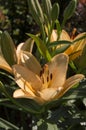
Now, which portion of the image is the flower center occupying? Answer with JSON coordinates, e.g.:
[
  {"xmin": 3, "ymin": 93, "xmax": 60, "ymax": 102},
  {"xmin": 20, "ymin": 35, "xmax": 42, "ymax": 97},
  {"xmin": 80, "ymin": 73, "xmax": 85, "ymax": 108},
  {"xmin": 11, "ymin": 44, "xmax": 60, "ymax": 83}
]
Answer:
[{"xmin": 40, "ymin": 64, "xmax": 53, "ymax": 89}]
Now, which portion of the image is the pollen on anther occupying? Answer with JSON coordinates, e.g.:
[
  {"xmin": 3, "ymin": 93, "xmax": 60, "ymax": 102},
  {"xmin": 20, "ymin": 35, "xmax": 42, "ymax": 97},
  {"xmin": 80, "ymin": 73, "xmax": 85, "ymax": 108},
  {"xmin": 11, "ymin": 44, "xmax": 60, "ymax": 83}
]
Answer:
[
  {"xmin": 50, "ymin": 73, "xmax": 53, "ymax": 80},
  {"xmin": 47, "ymin": 76, "xmax": 49, "ymax": 82}
]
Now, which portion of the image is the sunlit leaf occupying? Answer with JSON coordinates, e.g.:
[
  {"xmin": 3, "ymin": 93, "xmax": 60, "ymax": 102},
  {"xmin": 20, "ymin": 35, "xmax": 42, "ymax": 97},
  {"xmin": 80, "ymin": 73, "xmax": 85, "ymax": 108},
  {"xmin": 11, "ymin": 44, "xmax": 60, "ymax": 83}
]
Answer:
[
  {"xmin": 55, "ymin": 20, "xmax": 62, "ymax": 40},
  {"xmin": 37, "ymin": 119, "xmax": 59, "ymax": 130},
  {"xmin": 49, "ymin": 40, "xmax": 72, "ymax": 48},
  {"xmin": 27, "ymin": 33, "xmax": 51, "ymax": 61},
  {"xmin": 0, "ymin": 118, "xmax": 19, "ymax": 130},
  {"xmin": 0, "ymin": 82, "xmax": 45, "ymax": 114},
  {"xmin": 41, "ymin": 0, "xmax": 52, "ymax": 23},
  {"xmin": 52, "ymin": 44, "xmax": 70, "ymax": 56},
  {"xmin": 28, "ymin": 0, "xmax": 44, "ymax": 25},
  {"xmin": 73, "ymin": 34, "xmax": 86, "ymax": 43}
]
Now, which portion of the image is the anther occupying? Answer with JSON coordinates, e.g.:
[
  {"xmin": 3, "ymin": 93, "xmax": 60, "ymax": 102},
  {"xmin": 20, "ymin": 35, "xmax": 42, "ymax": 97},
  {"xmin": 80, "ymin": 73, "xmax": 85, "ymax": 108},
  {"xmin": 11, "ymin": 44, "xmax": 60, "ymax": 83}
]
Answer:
[
  {"xmin": 47, "ymin": 76, "xmax": 49, "ymax": 82},
  {"xmin": 42, "ymin": 77, "xmax": 44, "ymax": 84},
  {"xmin": 50, "ymin": 73, "xmax": 53, "ymax": 80},
  {"xmin": 40, "ymin": 70, "xmax": 43, "ymax": 77}
]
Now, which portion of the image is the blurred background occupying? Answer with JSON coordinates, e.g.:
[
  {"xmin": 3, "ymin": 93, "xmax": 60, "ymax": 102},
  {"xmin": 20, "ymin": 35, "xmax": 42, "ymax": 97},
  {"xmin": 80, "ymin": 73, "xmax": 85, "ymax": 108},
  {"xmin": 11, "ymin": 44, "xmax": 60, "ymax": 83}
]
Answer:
[{"xmin": 0, "ymin": 0, "xmax": 86, "ymax": 45}]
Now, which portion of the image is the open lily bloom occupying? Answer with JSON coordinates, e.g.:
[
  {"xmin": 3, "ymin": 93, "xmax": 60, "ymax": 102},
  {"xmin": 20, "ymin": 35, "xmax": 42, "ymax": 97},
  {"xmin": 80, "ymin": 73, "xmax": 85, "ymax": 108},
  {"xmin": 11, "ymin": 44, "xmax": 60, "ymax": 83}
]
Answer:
[
  {"xmin": 51, "ymin": 30, "xmax": 86, "ymax": 60},
  {"xmin": 13, "ymin": 52, "xmax": 84, "ymax": 104}
]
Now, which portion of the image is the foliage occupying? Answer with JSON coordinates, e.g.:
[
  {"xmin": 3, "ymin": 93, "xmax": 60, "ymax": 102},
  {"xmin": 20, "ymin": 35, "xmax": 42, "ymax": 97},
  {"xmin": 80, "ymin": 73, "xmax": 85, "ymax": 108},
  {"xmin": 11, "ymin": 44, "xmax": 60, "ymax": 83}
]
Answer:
[
  {"xmin": 0, "ymin": 0, "xmax": 86, "ymax": 130},
  {"xmin": 0, "ymin": 0, "xmax": 37, "ymax": 44}
]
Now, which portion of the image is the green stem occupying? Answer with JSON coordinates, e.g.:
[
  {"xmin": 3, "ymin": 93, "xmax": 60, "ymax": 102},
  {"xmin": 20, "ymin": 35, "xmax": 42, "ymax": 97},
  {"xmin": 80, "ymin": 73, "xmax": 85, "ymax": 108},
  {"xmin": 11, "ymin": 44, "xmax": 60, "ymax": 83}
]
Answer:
[
  {"xmin": 61, "ymin": 18, "xmax": 66, "ymax": 29},
  {"xmin": 40, "ymin": 24, "xmax": 46, "ymax": 44},
  {"xmin": 46, "ymin": 21, "xmax": 55, "ymax": 47},
  {"xmin": 0, "ymin": 82, "xmax": 44, "ymax": 114}
]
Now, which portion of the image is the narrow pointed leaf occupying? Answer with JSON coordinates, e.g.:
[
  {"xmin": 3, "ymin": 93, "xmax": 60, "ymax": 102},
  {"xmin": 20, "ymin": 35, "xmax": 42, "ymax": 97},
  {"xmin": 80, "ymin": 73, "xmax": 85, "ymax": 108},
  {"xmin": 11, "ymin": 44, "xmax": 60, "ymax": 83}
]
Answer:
[
  {"xmin": 34, "ymin": 0, "xmax": 44, "ymax": 23},
  {"xmin": 28, "ymin": 0, "xmax": 44, "ymax": 25},
  {"xmin": 73, "ymin": 33, "xmax": 86, "ymax": 43},
  {"xmin": 49, "ymin": 40, "xmax": 72, "ymax": 48},
  {"xmin": 0, "ymin": 118, "xmax": 19, "ymax": 130},
  {"xmin": 42, "ymin": 0, "xmax": 52, "ymax": 22},
  {"xmin": 55, "ymin": 20, "xmax": 62, "ymax": 40},
  {"xmin": 28, "ymin": 33, "xmax": 51, "ymax": 61},
  {"xmin": 0, "ymin": 82, "xmax": 44, "ymax": 114},
  {"xmin": 52, "ymin": 45, "xmax": 70, "ymax": 56}
]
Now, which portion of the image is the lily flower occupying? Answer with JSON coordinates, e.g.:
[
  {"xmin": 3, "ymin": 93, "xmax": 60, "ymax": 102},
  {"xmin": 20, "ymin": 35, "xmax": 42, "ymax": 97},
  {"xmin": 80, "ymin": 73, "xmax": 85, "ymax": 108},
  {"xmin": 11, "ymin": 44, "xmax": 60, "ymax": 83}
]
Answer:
[
  {"xmin": 12, "ymin": 52, "xmax": 84, "ymax": 104},
  {"xmin": 50, "ymin": 30, "xmax": 86, "ymax": 60}
]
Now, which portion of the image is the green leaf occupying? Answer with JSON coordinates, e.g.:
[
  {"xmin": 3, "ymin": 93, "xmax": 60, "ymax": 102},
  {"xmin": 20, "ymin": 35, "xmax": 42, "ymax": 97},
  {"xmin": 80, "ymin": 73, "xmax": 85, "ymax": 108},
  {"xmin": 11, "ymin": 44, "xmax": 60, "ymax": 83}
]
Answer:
[
  {"xmin": 74, "ymin": 44, "xmax": 86, "ymax": 74},
  {"xmin": 37, "ymin": 119, "xmax": 59, "ymax": 130},
  {"xmin": 0, "ymin": 81, "xmax": 45, "ymax": 114},
  {"xmin": 69, "ymin": 61, "xmax": 77, "ymax": 72},
  {"xmin": 0, "ymin": 31, "xmax": 17, "ymax": 66},
  {"xmin": 62, "ymin": 80, "xmax": 86, "ymax": 100},
  {"xmin": 51, "ymin": 3, "xmax": 59, "ymax": 21},
  {"xmin": 0, "ymin": 118, "xmax": 19, "ymax": 130},
  {"xmin": 49, "ymin": 40, "xmax": 72, "ymax": 48},
  {"xmin": 37, "ymin": 120, "xmax": 47, "ymax": 130},
  {"xmin": 28, "ymin": 0, "xmax": 44, "ymax": 25},
  {"xmin": 34, "ymin": 0, "xmax": 44, "ymax": 23},
  {"xmin": 63, "ymin": 0, "xmax": 77, "ymax": 20},
  {"xmin": 62, "ymin": 0, "xmax": 77, "ymax": 27},
  {"xmin": 73, "ymin": 33, "xmax": 86, "ymax": 43},
  {"xmin": 0, "ymin": 71, "xmax": 14, "ymax": 80},
  {"xmin": 55, "ymin": 20, "xmax": 62, "ymax": 40},
  {"xmin": 0, "ymin": 99, "xmax": 21, "ymax": 111},
  {"xmin": 48, "ymin": 40, "xmax": 72, "ymax": 56},
  {"xmin": 52, "ymin": 44, "xmax": 70, "ymax": 56},
  {"xmin": 47, "ymin": 123, "xmax": 59, "ymax": 130},
  {"xmin": 41, "ymin": 0, "xmax": 52, "ymax": 23},
  {"xmin": 27, "ymin": 33, "xmax": 51, "ymax": 61},
  {"xmin": 83, "ymin": 98, "xmax": 86, "ymax": 107}
]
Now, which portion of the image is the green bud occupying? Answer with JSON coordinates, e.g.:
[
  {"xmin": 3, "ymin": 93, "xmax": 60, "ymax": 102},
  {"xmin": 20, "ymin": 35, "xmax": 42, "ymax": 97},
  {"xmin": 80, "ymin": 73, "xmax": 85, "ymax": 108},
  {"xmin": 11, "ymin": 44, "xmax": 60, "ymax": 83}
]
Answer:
[
  {"xmin": 41, "ymin": 0, "xmax": 52, "ymax": 22},
  {"xmin": 51, "ymin": 3, "xmax": 60, "ymax": 22},
  {"xmin": 0, "ymin": 31, "xmax": 17, "ymax": 66},
  {"xmin": 63, "ymin": 0, "xmax": 77, "ymax": 20},
  {"xmin": 28, "ymin": 0, "xmax": 44, "ymax": 25}
]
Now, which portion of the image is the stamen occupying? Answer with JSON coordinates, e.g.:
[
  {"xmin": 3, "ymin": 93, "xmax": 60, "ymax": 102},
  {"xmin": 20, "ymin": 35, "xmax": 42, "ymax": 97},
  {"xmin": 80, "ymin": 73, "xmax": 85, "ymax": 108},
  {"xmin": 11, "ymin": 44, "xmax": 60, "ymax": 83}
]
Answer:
[
  {"xmin": 40, "ymin": 70, "xmax": 43, "ymax": 77},
  {"xmin": 40, "ymin": 64, "xmax": 53, "ymax": 88},
  {"xmin": 42, "ymin": 68, "xmax": 44, "ymax": 74},
  {"xmin": 42, "ymin": 77, "xmax": 44, "ymax": 84},
  {"xmin": 50, "ymin": 73, "xmax": 53, "ymax": 80},
  {"xmin": 47, "ymin": 76, "xmax": 49, "ymax": 82},
  {"xmin": 71, "ymin": 28, "xmax": 77, "ymax": 39}
]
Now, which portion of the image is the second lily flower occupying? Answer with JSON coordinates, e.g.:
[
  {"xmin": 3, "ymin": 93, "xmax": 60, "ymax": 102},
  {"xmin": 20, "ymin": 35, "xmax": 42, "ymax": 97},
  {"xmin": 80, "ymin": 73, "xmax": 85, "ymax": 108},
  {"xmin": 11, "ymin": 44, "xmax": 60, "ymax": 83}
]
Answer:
[{"xmin": 51, "ymin": 30, "xmax": 86, "ymax": 60}]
